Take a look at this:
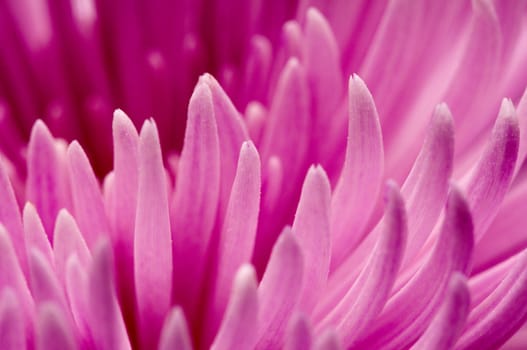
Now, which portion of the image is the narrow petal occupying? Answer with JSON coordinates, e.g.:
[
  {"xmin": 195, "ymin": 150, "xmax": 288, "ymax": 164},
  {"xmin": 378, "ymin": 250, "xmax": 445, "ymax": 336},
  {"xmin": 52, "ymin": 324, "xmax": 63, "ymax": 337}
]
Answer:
[
  {"xmin": 0, "ymin": 160, "xmax": 26, "ymax": 274},
  {"xmin": 88, "ymin": 241, "xmax": 131, "ymax": 350},
  {"xmin": 134, "ymin": 120, "xmax": 172, "ymax": 348},
  {"xmin": 64, "ymin": 255, "xmax": 90, "ymax": 345},
  {"xmin": 401, "ymin": 104, "xmax": 454, "ymax": 266},
  {"xmin": 36, "ymin": 303, "xmax": 77, "ymax": 350},
  {"xmin": 353, "ymin": 187, "xmax": 473, "ymax": 349},
  {"xmin": 464, "ymin": 98, "xmax": 519, "ymax": 240},
  {"xmin": 158, "ymin": 307, "xmax": 194, "ymax": 350},
  {"xmin": 111, "ymin": 109, "xmax": 139, "ymax": 239},
  {"xmin": 206, "ymin": 141, "xmax": 261, "ymax": 339},
  {"xmin": 330, "ymin": 74, "xmax": 383, "ymax": 269},
  {"xmin": 257, "ymin": 228, "xmax": 304, "ymax": 349},
  {"xmin": 66, "ymin": 141, "xmax": 110, "ymax": 249},
  {"xmin": 292, "ymin": 166, "xmax": 331, "ymax": 313},
  {"xmin": 410, "ymin": 273, "xmax": 470, "ymax": 350},
  {"xmin": 211, "ymin": 265, "xmax": 259, "ymax": 350},
  {"xmin": 27, "ymin": 120, "xmax": 70, "ymax": 238},
  {"xmin": 23, "ymin": 202, "xmax": 54, "ymax": 266},
  {"xmin": 318, "ymin": 182, "xmax": 406, "ymax": 345},
  {"xmin": 284, "ymin": 313, "xmax": 313, "ymax": 350},
  {"xmin": 0, "ymin": 288, "xmax": 25, "ymax": 350},
  {"xmin": 171, "ymin": 81, "xmax": 220, "ymax": 317},
  {"xmin": 313, "ymin": 329, "xmax": 343, "ymax": 350},
  {"xmin": 53, "ymin": 209, "xmax": 91, "ymax": 286},
  {"xmin": 28, "ymin": 248, "xmax": 67, "ymax": 308},
  {"xmin": 458, "ymin": 250, "xmax": 527, "ymax": 349}
]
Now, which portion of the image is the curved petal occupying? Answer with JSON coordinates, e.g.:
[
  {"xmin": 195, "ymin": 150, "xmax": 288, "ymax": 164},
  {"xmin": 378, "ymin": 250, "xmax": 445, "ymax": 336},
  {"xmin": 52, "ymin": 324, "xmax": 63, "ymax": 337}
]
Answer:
[
  {"xmin": 284, "ymin": 313, "xmax": 313, "ymax": 350},
  {"xmin": 158, "ymin": 307, "xmax": 194, "ymax": 350},
  {"xmin": 0, "ymin": 288, "xmax": 25, "ymax": 350},
  {"xmin": 23, "ymin": 203, "xmax": 54, "ymax": 267},
  {"xmin": 35, "ymin": 302, "xmax": 76, "ymax": 350}
]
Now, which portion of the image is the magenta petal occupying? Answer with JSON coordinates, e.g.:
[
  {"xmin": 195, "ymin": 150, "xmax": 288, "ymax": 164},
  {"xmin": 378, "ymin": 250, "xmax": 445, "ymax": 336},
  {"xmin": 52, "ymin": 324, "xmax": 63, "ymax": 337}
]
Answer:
[
  {"xmin": 330, "ymin": 74, "xmax": 383, "ymax": 269},
  {"xmin": 284, "ymin": 313, "xmax": 313, "ymax": 350},
  {"xmin": 292, "ymin": 166, "xmax": 331, "ymax": 313},
  {"xmin": 401, "ymin": 104, "xmax": 454, "ymax": 266},
  {"xmin": 64, "ymin": 255, "xmax": 90, "ymax": 345},
  {"xmin": 53, "ymin": 209, "xmax": 91, "ymax": 286},
  {"xmin": 27, "ymin": 120, "xmax": 70, "ymax": 238},
  {"xmin": 410, "ymin": 273, "xmax": 470, "ymax": 350},
  {"xmin": 464, "ymin": 98, "xmax": 519, "ymax": 240},
  {"xmin": 171, "ymin": 81, "xmax": 220, "ymax": 317},
  {"xmin": 318, "ymin": 182, "xmax": 406, "ymax": 346},
  {"xmin": 257, "ymin": 228, "xmax": 304, "ymax": 349},
  {"xmin": 0, "ymin": 288, "xmax": 25, "ymax": 350},
  {"xmin": 134, "ymin": 120, "xmax": 172, "ymax": 348},
  {"xmin": 458, "ymin": 251, "xmax": 527, "ymax": 349},
  {"xmin": 158, "ymin": 307, "xmax": 194, "ymax": 350},
  {"xmin": 88, "ymin": 241, "xmax": 130, "ymax": 350},
  {"xmin": 23, "ymin": 203, "xmax": 54, "ymax": 267},
  {"xmin": 211, "ymin": 265, "xmax": 259, "ymax": 350},
  {"xmin": 354, "ymin": 186, "xmax": 473, "ymax": 349},
  {"xmin": 36, "ymin": 303, "xmax": 77, "ymax": 350},
  {"xmin": 66, "ymin": 141, "xmax": 110, "ymax": 249},
  {"xmin": 207, "ymin": 141, "xmax": 261, "ymax": 338},
  {"xmin": 28, "ymin": 248, "xmax": 66, "ymax": 309}
]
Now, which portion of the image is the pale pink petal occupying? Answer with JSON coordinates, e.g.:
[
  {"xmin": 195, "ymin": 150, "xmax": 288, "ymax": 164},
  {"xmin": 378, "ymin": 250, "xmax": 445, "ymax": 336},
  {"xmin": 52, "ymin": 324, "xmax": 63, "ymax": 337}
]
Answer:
[
  {"xmin": 158, "ymin": 307, "xmax": 194, "ymax": 350},
  {"xmin": 88, "ymin": 241, "xmax": 131, "ymax": 350},
  {"xmin": 206, "ymin": 141, "xmax": 261, "ymax": 340},
  {"xmin": 23, "ymin": 203, "xmax": 54, "ymax": 267},
  {"xmin": 0, "ymin": 226, "xmax": 33, "ymax": 323},
  {"xmin": 410, "ymin": 273, "xmax": 470, "ymax": 350},
  {"xmin": 284, "ymin": 313, "xmax": 313, "ymax": 350},
  {"xmin": 134, "ymin": 120, "xmax": 172, "ymax": 348},
  {"xmin": 64, "ymin": 255, "xmax": 91, "ymax": 347},
  {"xmin": 330, "ymin": 74, "xmax": 383, "ymax": 269},
  {"xmin": 458, "ymin": 251, "xmax": 527, "ymax": 349},
  {"xmin": 292, "ymin": 166, "xmax": 331, "ymax": 313},
  {"xmin": 0, "ymin": 160, "xmax": 27, "ymax": 274},
  {"xmin": 353, "ymin": 187, "xmax": 473, "ymax": 349},
  {"xmin": 400, "ymin": 104, "xmax": 454, "ymax": 266},
  {"xmin": 53, "ymin": 209, "xmax": 91, "ymax": 286},
  {"xmin": 313, "ymin": 329, "xmax": 343, "ymax": 350},
  {"xmin": 317, "ymin": 182, "xmax": 406, "ymax": 346},
  {"xmin": 36, "ymin": 303, "xmax": 77, "ymax": 350},
  {"xmin": 257, "ymin": 228, "xmax": 304, "ymax": 349},
  {"xmin": 66, "ymin": 141, "xmax": 110, "ymax": 249},
  {"xmin": 171, "ymin": 81, "xmax": 220, "ymax": 320},
  {"xmin": 211, "ymin": 265, "xmax": 259, "ymax": 350},
  {"xmin": 0, "ymin": 288, "xmax": 25, "ymax": 350},
  {"xmin": 28, "ymin": 248, "xmax": 67, "ymax": 309},
  {"xmin": 464, "ymin": 99, "xmax": 519, "ymax": 240}
]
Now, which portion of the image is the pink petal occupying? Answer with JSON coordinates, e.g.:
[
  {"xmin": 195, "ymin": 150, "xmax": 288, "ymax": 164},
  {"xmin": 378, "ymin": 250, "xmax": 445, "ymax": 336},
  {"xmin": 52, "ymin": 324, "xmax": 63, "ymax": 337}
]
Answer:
[
  {"xmin": 27, "ymin": 119, "xmax": 71, "ymax": 238},
  {"xmin": 257, "ymin": 228, "xmax": 304, "ymax": 349},
  {"xmin": 171, "ymin": 81, "xmax": 220, "ymax": 319},
  {"xmin": 458, "ymin": 251, "xmax": 527, "ymax": 349},
  {"xmin": 317, "ymin": 182, "xmax": 406, "ymax": 346},
  {"xmin": 211, "ymin": 265, "xmax": 259, "ymax": 350},
  {"xmin": 410, "ymin": 273, "xmax": 470, "ymax": 350},
  {"xmin": 0, "ymin": 158, "xmax": 27, "ymax": 274},
  {"xmin": 28, "ymin": 248, "xmax": 67, "ymax": 309},
  {"xmin": 206, "ymin": 141, "xmax": 261, "ymax": 340},
  {"xmin": 353, "ymin": 186, "xmax": 473, "ymax": 349},
  {"xmin": 88, "ymin": 241, "xmax": 131, "ymax": 350},
  {"xmin": 0, "ymin": 226, "xmax": 33, "ymax": 323},
  {"xmin": 284, "ymin": 313, "xmax": 313, "ymax": 350},
  {"xmin": 66, "ymin": 141, "xmax": 110, "ymax": 249},
  {"xmin": 64, "ymin": 255, "xmax": 91, "ymax": 346},
  {"xmin": 158, "ymin": 307, "xmax": 194, "ymax": 350},
  {"xmin": 313, "ymin": 329, "xmax": 343, "ymax": 350},
  {"xmin": 330, "ymin": 74, "xmax": 383, "ymax": 269},
  {"xmin": 134, "ymin": 120, "xmax": 172, "ymax": 348},
  {"xmin": 464, "ymin": 98, "xmax": 519, "ymax": 240},
  {"xmin": 36, "ymin": 303, "xmax": 77, "ymax": 350},
  {"xmin": 292, "ymin": 166, "xmax": 331, "ymax": 313},
  {"xmin": 400, "ymin": 104, "xmax": 454, "ymax": 266},
  {"xmin": 53, "ymin": 209, "xmax": 91, "ymax": 286},
  {"xmin": 0, "ymin": 288, "xmax": 26, "ymax": 350},
  {"xmin": 23, "ymin": 203, "xmax": 54, "ymax": 267}
]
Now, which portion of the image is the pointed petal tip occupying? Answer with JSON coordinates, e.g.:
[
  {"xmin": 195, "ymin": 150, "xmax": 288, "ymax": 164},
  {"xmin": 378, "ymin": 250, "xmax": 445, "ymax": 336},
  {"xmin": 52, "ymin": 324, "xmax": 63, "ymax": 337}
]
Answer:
[
  {"xmin": 498, "ymin": 97, "xmax": 518, "ymax": 124},
  {"xmin": 112, "ymin": 109, "xmax": 135, "ymax": 129},
  {"xmin": 30, "ymin": 119, "xmax": 52, "ymax": 139}
]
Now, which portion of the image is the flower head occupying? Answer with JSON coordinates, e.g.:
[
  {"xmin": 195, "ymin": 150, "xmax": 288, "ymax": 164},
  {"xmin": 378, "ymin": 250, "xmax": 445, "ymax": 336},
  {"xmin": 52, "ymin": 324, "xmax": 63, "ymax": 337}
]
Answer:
[{"xmin": 1, "ymin": 0, "xmax": 527, "ymax": 349}]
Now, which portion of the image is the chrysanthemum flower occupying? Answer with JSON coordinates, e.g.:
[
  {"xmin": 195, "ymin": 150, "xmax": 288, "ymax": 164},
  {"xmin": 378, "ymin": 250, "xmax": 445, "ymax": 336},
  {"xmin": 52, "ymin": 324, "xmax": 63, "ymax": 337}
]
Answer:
[{"xmin": 1, "ymin": 0, "xmax": 527, "ymax": 349}]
